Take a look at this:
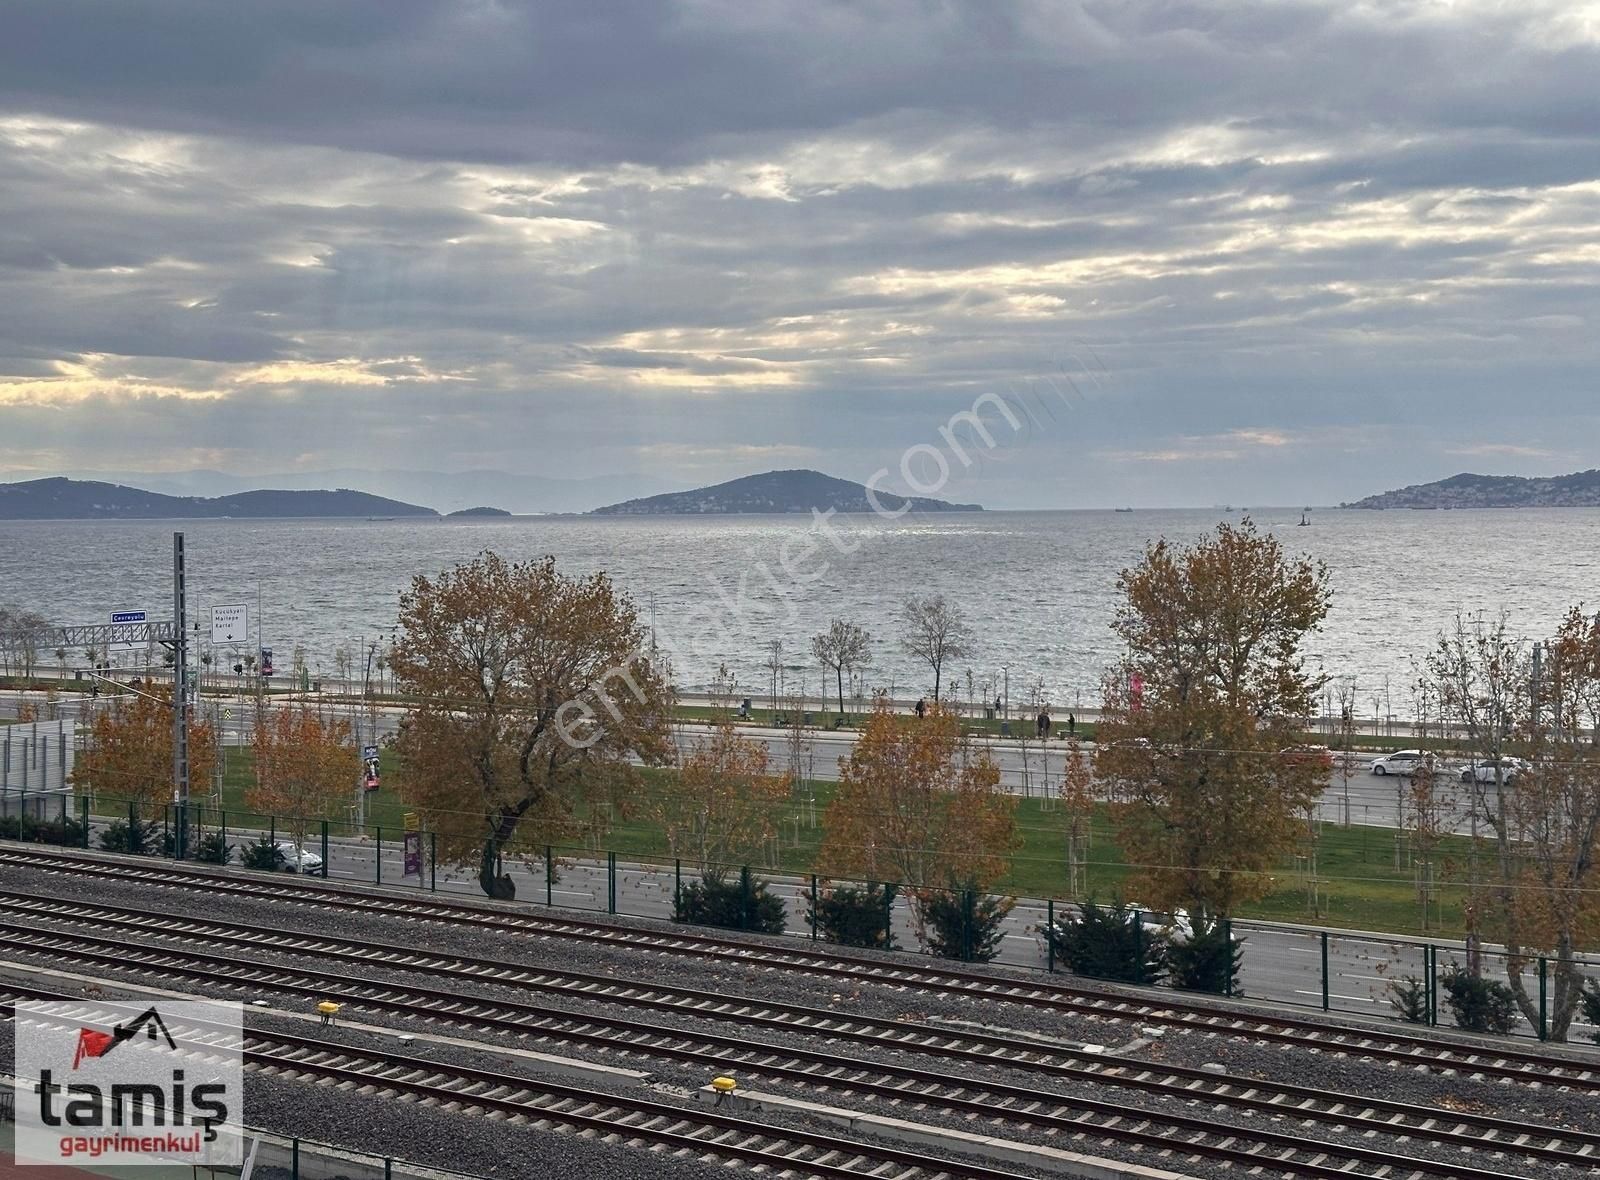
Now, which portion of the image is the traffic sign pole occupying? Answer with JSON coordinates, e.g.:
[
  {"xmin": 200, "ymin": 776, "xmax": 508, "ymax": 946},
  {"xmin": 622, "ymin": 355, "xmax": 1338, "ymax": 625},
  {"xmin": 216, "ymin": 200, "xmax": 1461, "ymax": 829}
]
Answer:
[{"xmin": 172, "ymin": 533, "xmax": 190, "ymax": 861}]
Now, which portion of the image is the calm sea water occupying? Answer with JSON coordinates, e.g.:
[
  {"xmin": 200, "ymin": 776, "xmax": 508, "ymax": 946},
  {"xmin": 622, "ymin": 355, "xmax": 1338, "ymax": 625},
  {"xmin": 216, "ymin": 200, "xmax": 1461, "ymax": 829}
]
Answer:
[{"xmin": 3, "ymin": 508, "xmax": 1595, "ymax": 711}]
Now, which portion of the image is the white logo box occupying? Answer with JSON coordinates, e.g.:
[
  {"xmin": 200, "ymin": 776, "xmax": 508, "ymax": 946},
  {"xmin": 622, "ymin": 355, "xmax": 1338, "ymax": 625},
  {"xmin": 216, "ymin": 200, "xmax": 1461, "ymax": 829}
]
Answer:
[{"xmin": 12, "ymin": 999, "xmax": 244, "ymax": 1168}]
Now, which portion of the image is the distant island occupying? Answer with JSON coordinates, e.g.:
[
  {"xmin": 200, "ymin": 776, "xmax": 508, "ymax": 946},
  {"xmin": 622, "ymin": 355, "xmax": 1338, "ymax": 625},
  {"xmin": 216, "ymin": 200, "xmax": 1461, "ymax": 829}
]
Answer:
[
  {"xmin": 590, "ymin": 469, "xmax": 983, "ymax": 515},
  {"xmin": 0, "ymin": 477, "xmax": 437, "ymax": 520},
  {"xmin": 446, "ymin": 506, "xmax": 512, "ymax": 517},
  {"xmin": 1345, "ymin": 469, "xmax": 1600, "ymax": 510}
]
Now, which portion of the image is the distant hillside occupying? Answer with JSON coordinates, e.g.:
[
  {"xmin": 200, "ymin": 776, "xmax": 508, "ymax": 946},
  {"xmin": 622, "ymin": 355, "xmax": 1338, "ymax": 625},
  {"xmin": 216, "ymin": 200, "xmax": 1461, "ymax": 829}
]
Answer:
[
  {"xmin": 0, "ymin": 477, "xmax": 437, "ymax": 519},
  {"xmin": 61, "ymin": 466, "xmax": 679, "ymax": 514},
  {"xmin": 447, "ymin": 506, "xmax": 512, "ymax": 517},
  {"xmin": 1345, "ymin": 469, "xmax": 1600, "ymax": 509},
  {"xmin": 591, "ymin": 469, "xmax": 982, "ymax": 515}
]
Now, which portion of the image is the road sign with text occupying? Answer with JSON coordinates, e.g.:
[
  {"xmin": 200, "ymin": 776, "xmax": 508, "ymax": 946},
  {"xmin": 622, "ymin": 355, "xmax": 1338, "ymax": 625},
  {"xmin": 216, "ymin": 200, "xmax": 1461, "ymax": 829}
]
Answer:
[
  {"xmin": 211, "ymin": 604, "xmax": 249, "ymax": 644},
  {"xmin": 108, "ymin": 609, "xmax": 150, "ymax": 651}
]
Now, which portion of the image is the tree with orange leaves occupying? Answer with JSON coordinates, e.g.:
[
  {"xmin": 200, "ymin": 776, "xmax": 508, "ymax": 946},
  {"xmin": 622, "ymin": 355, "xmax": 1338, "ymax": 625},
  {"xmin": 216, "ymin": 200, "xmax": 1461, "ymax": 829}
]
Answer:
[
  {"xmin": 249, "ymin": 705, "xmax": 357, "ymax": 849},
  {"xmin": 73, "ymin": 693, "xmax": 218, "ymax": 811},
  {"xmin": 819, "ymin": 699, "xmax": 1017, "ymax": 902},
  {"xmin": 656, "ymin": 720, "xmax": 790, "ymax": 872},
  {"xmin": 1097, "ymin": 520, "xmax": 1330, "ymax": 924},
  {"xmin": 390, "ymin": 552, "xmax": 674, "ymax": 898}
]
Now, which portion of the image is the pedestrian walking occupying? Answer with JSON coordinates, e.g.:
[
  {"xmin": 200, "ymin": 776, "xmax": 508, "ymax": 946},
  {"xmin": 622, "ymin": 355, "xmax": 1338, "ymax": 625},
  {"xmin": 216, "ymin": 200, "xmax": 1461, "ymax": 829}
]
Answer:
[
  {"xmin": 1037, "ymin": 707, "xmax": 1051, "ymax": 739},
  {"xmin": 1067, "ymin": 712, "xmax": 1076, "ymax": 737},
  {"xmin": 915, "ymin": 696, "xmax": 926, "ymax": 719}
]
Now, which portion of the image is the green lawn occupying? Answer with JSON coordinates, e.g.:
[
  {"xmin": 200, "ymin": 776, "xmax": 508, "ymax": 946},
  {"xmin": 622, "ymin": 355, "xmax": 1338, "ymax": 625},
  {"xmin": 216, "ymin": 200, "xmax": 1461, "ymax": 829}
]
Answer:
[
  {"xmin": 81, "ymin": 746, "xmax": 1475, "ymax": 938},
  {"xmin": 558, "ymin": 767, "xmax": 1464, "ymax": 937}
]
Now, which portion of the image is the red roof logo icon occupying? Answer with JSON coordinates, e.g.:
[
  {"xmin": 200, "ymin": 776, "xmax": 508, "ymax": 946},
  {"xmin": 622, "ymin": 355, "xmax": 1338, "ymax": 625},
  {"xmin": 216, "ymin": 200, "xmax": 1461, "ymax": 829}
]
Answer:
[{"xmin": 70, "ymin": 1008, "xmax": 177, "ymax": 1070}]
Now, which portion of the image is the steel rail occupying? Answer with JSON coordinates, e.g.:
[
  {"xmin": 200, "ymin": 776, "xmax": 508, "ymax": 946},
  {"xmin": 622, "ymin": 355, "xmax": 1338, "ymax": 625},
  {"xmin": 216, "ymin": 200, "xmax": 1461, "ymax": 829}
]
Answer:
[
  {"xmin": 0, "ymin": 911, "xmax": 1581, "ymax": 1177},
  {"xmin": 5, "ymin": 843, "xmax": 1598, "ymax": 1090}
]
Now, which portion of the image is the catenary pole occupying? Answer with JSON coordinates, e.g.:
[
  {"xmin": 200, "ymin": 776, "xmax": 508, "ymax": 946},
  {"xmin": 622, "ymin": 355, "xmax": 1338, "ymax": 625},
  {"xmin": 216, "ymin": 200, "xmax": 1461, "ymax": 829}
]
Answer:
[{"xmin": 172, "ymin": 532, "xmax": 190, "ymax": 859}]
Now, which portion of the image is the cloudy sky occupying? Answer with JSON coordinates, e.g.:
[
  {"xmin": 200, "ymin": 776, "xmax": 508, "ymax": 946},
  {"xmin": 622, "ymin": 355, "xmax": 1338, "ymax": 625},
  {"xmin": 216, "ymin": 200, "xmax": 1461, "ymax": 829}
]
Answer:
[{"xmin": 2, "ymin": 0, "xmax": 1598, "ymax": 508}]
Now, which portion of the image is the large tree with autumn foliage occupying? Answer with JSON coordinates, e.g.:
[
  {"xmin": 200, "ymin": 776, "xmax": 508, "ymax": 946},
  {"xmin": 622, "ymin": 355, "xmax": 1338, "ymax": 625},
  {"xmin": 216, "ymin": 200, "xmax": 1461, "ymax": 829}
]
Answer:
[
  {"xmin": 72, "ymin": 693, "xmax": 218, "ymax": 811},
  {"xmin": 1427, "ymin": 607, "xmax": 1600, "ymax": 1041},
  {"xmin": 655, "ymin": 721, "xmax": 790, "ymax": 872},
  {"xmin": 250, "ymin": 705, "xmax": 357, "ymax": 848},
  {"xmin": 390, "ymin": 552, "xmax": 674, "ymax": 898},
  {"xmin": 819, "ymin": 700, "xmax": 1017, "ymax": 904},
  {"xmin": 1097, "ymin": 519, "xmax": 1331, "ymax": 922}
]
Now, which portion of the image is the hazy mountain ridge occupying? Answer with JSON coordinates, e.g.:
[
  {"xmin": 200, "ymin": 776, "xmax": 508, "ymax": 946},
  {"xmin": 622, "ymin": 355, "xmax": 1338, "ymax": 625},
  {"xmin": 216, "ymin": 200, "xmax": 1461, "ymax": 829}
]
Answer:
[
  {"xmin": 46, "ymin": 467, "xmax": 681, "ymax": 515},
  {"xmin": 0, "ymin": 477, "xmax": 436, "ymax": 519},
  {"xmin": 1345, "ymin": 469, "xmax": 1600, "ymax": 509},
  {"xmin": 591, "ymin": 468, "xmax": 982, "ymax": 515}
]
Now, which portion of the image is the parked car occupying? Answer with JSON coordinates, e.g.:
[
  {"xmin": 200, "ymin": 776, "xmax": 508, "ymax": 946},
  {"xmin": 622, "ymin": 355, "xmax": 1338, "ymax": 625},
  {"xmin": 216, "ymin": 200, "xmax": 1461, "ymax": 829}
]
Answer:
[
  {"xmin": 1122, "ymin": 904, "xmax": 1238, "ymax": 944},
  {"xmin": 1122, "ymin": 903, "xmax": 1190, "ymax": 940},
  {"xmin": 274, "ymin": 840, "xmax": 323, "ymax": 873},
  {"xmin": 1369, "ymin": 749, "xmax": 1451, "ymax": 777},
  {"xmin": 1460, "ymin": 756, "xmax": 1527, "ymax": 785},
  {"xmin": 1280, "ymin": 743, "xmax": 1334, "ymax": 770}
]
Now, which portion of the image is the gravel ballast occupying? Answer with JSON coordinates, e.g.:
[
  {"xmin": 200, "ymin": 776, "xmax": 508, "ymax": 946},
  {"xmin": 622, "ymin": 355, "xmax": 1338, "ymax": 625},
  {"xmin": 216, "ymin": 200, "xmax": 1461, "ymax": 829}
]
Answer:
[{"xmin": 3, "ymin": 854, "xmax": 1599, "ymax": 1179}]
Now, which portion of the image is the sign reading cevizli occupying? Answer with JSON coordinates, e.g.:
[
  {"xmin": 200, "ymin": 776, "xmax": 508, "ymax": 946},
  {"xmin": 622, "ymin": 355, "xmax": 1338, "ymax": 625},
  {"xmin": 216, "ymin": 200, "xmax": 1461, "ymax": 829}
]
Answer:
[{"xmin": 11, "ymin": 999, "xmax": 244, "ymax": 1167}]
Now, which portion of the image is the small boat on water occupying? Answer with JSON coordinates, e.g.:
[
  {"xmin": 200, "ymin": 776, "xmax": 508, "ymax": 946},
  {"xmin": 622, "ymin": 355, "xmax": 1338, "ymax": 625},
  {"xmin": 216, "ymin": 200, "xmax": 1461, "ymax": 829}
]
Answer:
[
  {"xmin": 1114, "ymin": 507, "xmax": 1133, "ymax": 513},
  {"xmin": 1299, "ymin": 509, "xmax": 1310, "ymax": 526}
]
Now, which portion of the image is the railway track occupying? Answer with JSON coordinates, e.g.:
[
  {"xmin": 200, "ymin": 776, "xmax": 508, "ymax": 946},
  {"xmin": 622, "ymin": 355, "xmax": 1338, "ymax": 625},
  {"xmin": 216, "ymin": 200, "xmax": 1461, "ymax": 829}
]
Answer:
[
  {"xmin": 5, "ymin": 842, "xmax": 1598, "ymax": 1090},
  {"xmin": 0, "ymin": 898, "xmax": 1590, "ymax": 1177},
  {"xmin": 1, "ymin": 983, "xmax": 1027, "ymax": 1180}
]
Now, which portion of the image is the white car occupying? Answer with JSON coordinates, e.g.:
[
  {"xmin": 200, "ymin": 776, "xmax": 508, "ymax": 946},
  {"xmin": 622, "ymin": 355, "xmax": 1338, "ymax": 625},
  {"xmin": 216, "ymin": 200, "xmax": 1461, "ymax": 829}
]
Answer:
[
  {"xmin": 1460, "ymin": 756, "xmax": 1527, "ymax": 785},
  {"xmin": 1369, "ymin": 750, "xmax": 1449, "ymax": 777},
  {"xmin": 274, "ymin": 841, "xmax": 324, "ymax": 874},
  {"xmin": 1124, "ymin": 904, "xmax": 1205, "ymax": 943}
]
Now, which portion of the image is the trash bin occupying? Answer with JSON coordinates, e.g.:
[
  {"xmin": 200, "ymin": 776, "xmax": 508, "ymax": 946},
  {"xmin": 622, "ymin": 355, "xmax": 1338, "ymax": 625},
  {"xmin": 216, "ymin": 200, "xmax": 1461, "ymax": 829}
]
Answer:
[
  {"xmin": 311, "ymin": 680, "xmax": 321, "ymax": 693},
  {"xmin": 1000, "ymin": 721, "xmax": 1012, "ymax": 737}
]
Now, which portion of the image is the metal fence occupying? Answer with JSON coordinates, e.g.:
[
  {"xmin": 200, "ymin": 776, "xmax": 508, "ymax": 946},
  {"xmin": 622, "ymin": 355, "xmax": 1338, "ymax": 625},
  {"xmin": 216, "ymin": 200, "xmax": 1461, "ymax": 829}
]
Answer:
[{"xmin": 12, "ymin": 793, "xmax": 1600, "ymax": 1047}]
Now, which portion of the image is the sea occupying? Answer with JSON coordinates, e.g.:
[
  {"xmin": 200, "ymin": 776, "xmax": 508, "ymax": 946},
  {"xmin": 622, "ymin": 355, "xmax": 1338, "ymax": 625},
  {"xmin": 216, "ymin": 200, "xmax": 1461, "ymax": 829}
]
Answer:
[{"xmin": 2, "ymin": 508, "xmax": 1595, "ymax": 713}]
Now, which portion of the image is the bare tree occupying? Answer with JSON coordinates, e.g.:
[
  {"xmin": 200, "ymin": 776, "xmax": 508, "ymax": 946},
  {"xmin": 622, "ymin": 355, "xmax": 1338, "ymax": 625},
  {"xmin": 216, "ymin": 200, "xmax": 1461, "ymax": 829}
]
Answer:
[
  {"xmin": 1428, "ymin": 607, "xmax": 1600, "ymax": 1040},
  {"xmin": 764, "ymin": 639, "xmax": 784, "ymax": 720},
  {"xmin": 0, "ymin": 604, "xmax": 49, "ymax": 682},
  {"xmin": 811, "ymin": 619, "xmax": 872, "ymax": 719},
  {"xmin": 1334, "ymin": 677, "xmax": 1359, "ymax": 825},
  {"xmin": 899, "ymin": 594, "xmax": 973, "ymax": 702}
]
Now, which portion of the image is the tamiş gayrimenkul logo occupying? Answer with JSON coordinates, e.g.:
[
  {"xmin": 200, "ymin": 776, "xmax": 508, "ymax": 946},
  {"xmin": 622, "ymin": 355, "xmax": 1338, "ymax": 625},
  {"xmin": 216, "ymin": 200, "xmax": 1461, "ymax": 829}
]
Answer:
[{"xmin": 11, "ymin": 1000, "xmax": 244, "ymax": 1167}]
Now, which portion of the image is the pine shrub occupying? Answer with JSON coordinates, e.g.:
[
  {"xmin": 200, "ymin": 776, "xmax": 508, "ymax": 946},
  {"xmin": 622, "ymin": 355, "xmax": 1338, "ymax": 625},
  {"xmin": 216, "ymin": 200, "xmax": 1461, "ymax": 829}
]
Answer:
[
  {"xmin": 241, "ymin": 834, "xmax": 281, "ymax": 871},
  {"xmin": 1167, "ymin": 920, "xmax": 1244, "ymax": 996},
  {"xmin": 99, "ymin": 817, "xmax": 159, "ymax": 855},
  {"xmin": 922, "ymin": 887, "xmax": 1013, "ymax": 962},
  {"xmin": 1441, "ymin": 967, "xmax": 1518, "ymax": 1035},
  {"xmin": 807, "ymin": 882, "xmax": 897, "ymax": 950},
  {"xmin": 1043, "ymin": 899, "xmax": 1166, "ymax": 985},
  {"xmin": 674, "ymin": 868, "xmax": 787, "ymax": 934},
  {"xmin": 1387, "ymin": 976, "xmax": 1429, "ymax": 1024},
  {"xmin": 1580, "ymin": 977, "xmax": 1600, "ymax": 1045}
]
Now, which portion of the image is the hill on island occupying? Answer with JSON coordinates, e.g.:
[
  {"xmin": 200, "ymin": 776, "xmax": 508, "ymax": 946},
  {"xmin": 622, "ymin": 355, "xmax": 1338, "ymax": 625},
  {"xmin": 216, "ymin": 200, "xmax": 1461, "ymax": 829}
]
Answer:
[
  {"xmin": 591, "ymin": 469, "xmax": 982, "ymax": 515},
  {"xmin": 0, "ymin": 477, "xmax": 437, "ymax": 520},
  {"xmin": 1344, "ymin": 469, "xmax": 1600, "ymax": 509}
]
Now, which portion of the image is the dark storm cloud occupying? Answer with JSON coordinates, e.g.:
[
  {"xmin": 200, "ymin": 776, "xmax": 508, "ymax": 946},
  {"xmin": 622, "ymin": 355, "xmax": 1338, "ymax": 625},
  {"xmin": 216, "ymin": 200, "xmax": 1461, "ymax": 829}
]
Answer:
[{"xmin": 2, "ymin": 1, "xmax": 1598, "ymax": 504}]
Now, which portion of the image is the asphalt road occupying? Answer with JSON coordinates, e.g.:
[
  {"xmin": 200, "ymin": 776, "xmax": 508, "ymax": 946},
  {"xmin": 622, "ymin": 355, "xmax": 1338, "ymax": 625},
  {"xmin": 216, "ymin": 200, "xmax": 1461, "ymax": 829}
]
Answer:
[{"xmin": 4, "ymin": 688, "xmax": 1486, "ymax": 831}]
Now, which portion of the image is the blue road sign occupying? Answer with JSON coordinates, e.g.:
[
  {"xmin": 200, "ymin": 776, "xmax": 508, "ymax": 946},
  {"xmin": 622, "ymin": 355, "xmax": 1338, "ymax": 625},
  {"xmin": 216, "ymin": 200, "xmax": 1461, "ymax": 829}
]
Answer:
[{"xmin": 111, "ymin": 610, "xmax": 147, "ymax": 624}]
